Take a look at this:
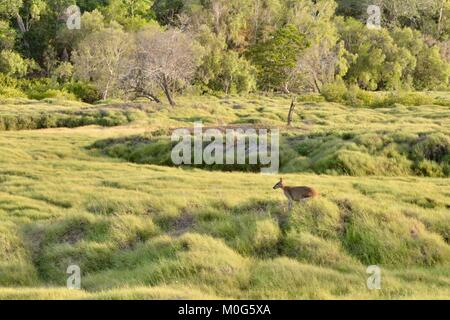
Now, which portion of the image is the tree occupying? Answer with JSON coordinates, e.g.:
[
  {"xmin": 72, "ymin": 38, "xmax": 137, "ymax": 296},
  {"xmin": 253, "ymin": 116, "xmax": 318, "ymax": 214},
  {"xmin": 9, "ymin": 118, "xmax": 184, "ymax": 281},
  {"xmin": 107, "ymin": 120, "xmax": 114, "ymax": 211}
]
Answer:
[
  {"xmin": 248, "ymin": 0, "xmax": 282, "ymax": 44},
  {"xmin": 287, "ymin": 97, "xmax": 296, "ymax": 126},
  {"xmin": 195, "ymin": 25, "xmax": 256, "ymax": 94},
  {"xmin": 119, "ymin": 25, "xmax": 162, "ymax": 102},
  {"xmin": 336, "ymin": 0, "xmax": 447, "ymax": 38},
  {"xmin": 152, "ymin": 0, "xmax": 184, "ymax": 25},
  {"xmin": 132, "ymin": 27, "xmax": 202, "ymax": 105},
  {"xmin": 2, "ymin": 0, "xmax": 77, "ymax": 62},
  {"xmin": 414, "ymin": 45, "xmax": 450, "ymax": 89},
  {"xmin": 72, "ymin": 27, "xmax": 132, "ymax": 100},
  {"xmin": 0, "ymin": 0, "xmax": 23, "ymax": 18},
  {"xmin": 338, "ymin": 18, "xmax": 416, "ymax": 90},
  {"xmin": 52, "ymin": 61, "xmax": 73, "ymax": 83},
  {"xmin": 0, "ymin": 20, "xmax": 16, "ymax": 50},
  {"xmin": 14, "ymin": 0, "xmax": 47, "ymax": 33},
  {"xmin": 56, "ymin": 9, "xmax": 106, "ymax": 56},
  {"xmin": 296, "ymin": 40, "xmax": 351, "ymax": 93},
  {"xmin": 249, "ymin": 24, "xmax": 306, "ymax": 92},
  {"xmin": 0, "ymin": 49, "xmax": 36, "ymax": 77},
  {"xmin": 0, "ymin": 0, "xmax": 48, "ymax": 57},
  {"xmin": 373, "ymin": 0, "xmax": 444, "ymax": 32},
  {"xmin": 207, "ymin": 0, "xmax": 247, "ymax": 47},
  {"xmin": 102, "ymin": 0, "xmax": 155, "ymax": 29}
]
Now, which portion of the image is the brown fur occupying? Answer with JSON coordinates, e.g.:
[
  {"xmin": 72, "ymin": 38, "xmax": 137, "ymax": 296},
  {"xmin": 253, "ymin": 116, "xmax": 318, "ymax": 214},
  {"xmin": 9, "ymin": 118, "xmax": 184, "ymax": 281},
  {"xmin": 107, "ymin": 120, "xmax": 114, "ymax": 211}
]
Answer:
[{"xmin": 273, "ymin": 178, "xmax": 319, "ymax": 210}]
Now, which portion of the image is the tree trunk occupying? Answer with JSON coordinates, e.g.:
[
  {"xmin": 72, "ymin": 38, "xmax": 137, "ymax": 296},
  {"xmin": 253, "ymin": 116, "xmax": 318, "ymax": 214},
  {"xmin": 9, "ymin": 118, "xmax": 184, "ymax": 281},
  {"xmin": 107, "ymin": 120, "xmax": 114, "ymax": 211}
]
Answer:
[
  {"xmin": 103, "ymin": 82, "xmax": 109, "ymax": 100},
  {"xmin": 312, "ymin": 73, "xmax": 322, "ymax": 93},
  {"xmin": 134, "ymin": 87, "xmax": 161, "ymax": 103},
  {"xmin": 283, "ymin": 82, "xmax": 290, "ymax": 94},
  {"xmin": 16, "ymin": 13, "xmax": 31, "ymax": 54},
  {"xmin": 438, "ymin": 0, "xmax": 445, "ymax": 36},
  {"xmin": 142, "ymin": 93, "xmax": 161, "ymax": 103},
  {"xmin": 287, "ymin": 98, "xmax": 296, "ymax": 126},
  {"xmin": 162, "ymin": 77, "xmax": 176, "ymax": 106},
  {"xmin": 16, "ymin": 13, "xmax": 26, "ymax": 33}
]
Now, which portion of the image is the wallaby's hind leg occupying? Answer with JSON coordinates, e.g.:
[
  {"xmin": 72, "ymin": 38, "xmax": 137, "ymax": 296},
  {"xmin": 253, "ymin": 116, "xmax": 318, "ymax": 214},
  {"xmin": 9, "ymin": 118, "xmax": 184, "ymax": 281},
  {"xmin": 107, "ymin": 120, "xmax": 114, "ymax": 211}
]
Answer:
[{"xmin": 288, "ymin": 200, "xmax": 293, "ymax": 211}]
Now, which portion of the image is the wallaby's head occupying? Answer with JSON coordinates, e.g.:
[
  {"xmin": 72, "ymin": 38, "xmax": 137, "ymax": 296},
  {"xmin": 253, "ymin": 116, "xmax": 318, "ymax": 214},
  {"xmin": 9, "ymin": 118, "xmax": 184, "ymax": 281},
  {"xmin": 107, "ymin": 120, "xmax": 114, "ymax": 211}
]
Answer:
[{"xmin": 273, "ymin": 178, "xmax": 284, "ymax": 190}]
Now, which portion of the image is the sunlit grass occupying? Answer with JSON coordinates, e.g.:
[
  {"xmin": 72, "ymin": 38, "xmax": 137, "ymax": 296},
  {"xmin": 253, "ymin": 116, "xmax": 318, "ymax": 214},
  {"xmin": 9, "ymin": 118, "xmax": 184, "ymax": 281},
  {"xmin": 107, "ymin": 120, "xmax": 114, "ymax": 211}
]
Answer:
[{"xmin": 0, "ymin": 94, "xmax": 449, "ymax": 299}]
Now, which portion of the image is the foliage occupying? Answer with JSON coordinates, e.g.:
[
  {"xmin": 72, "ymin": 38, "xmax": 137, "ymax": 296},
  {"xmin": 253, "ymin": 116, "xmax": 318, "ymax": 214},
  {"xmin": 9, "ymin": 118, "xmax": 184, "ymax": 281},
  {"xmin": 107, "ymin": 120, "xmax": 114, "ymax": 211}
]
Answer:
[
  {"xmin": 72, "ymin": 27, "xmax": 132, "ymax": 100},
  {"xmin": 0, "ymin": 0, "xmax": 448, "ymax": 97},
  {"xmin": 130, "ymin": 27, "xmax": 203, "ymax": 105},
  {"xmin": 195, "ymin": 26, "xmax": 256, "ymax": 94},
  {"xmin": 64, "ymin": 81, "xmax": 101, "ymax": 103},
  {"xmin": 0, "ymin": 49, "xmax": 36, "ymax": 77},
  {"xmin": 249, "ymin": 24, "xmax": 306, "ymax": 92}
]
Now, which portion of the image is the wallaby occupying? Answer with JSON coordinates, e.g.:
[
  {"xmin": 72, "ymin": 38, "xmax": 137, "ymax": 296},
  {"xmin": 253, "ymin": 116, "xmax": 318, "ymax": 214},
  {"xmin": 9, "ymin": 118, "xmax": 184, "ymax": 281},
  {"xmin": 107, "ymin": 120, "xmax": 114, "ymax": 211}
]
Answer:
[{"xmin": 273, "ymin": 178, "xmax": 318, "ymax": 210}]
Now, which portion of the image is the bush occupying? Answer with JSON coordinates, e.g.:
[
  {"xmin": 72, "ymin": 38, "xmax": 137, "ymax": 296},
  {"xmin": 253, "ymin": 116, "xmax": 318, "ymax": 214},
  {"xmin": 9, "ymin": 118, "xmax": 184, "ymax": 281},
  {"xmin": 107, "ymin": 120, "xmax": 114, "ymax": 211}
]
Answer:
[
  {"xmin": 0, "ymin": 74, "xmax": 27, "ymax": 99},
  {"xmin": 0, "ymin": 86, "xmax": 27, "ymax": 99},
  {"xmin": 387, "ymin": 92, "xmax": 435, "ymax": 106},
  {"xmin": 0, "ymin": 105, "xmax": 142, "ymax": 131},
  {"xmin": 321, "ymin": 81, "xmax": 347, "ymax": 103},
  {"xmin": 345, "ymin": 86, "xmax": 389, "ymax": 108},
  {"xmin": 0, "ymin": 50, "xmax": 36, "ymax": 77},
  {"xmin": 110, "ymin": 215, "xmax": 159, "ymax": 247},
  {"xmin": 37, "ymin": 114, "xmax": 58, "ymax": 129},
  {"xmin": 0, "ymin": 73, "xmax": 20, "ymax": 87},
  {"xmin": 321, "ymin": 83, "xmax": 384, "ymax": 108},
  {"xmin": 64, "ymin": 82, "xmax": 101, "ymax": 103},
  {"xmin": 52, "ymin": 62, "xmax": 73, "ymax": 83},
  {"xmin": 287, "ymin": 198, "xmax": 341, "ymax": 239},
  {"xmin": 27, "ymin": 88, "xmax": 77, "ymax": 101},
  {"xmin": 321, "ymin": 83, "xmax": 437, "ymax": 108}
]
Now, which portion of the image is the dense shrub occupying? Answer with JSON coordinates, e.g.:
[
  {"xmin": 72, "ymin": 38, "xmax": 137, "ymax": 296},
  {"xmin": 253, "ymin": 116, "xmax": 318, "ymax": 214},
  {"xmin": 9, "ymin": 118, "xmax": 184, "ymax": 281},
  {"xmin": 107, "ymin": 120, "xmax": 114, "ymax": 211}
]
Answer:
[
  {"xmin": 0, "ymin": 86, "xmax": 26, "ymax": 99},
  {"xmin": 64, "ymin": 82, "xmax": 101, "ymax": 103},
  {"xmin": 22, "ymin": 78, "xmax": 78, "ymax": 101},
  {"xmin": 322, "ymin": 85, "xmax": 437, "ymax": 108},
  {"xmin": 0, "ymin": 74, "xmax": 26, "ymax": 99},
  {"xmin": 0, "ymin": 76, "xmax": 92, "ymax": 102},
  {"xmin": 321, "ymin": 81, "xmax": 347, "ymax": 103},
  {"xmin": 27, "ymin": 89, "xmax": 77, "ymax": 101},
  {"xmin": 386, "ymin": 92, "xmax": 435, "ymax": 106}
]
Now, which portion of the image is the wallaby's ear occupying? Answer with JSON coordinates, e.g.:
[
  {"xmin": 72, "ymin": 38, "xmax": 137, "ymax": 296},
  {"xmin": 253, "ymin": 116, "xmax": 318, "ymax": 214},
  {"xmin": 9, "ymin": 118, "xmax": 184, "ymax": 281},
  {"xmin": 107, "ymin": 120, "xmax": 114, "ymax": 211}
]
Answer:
[{"xmin": 280, "ymin": 177, "xmax": 283, "ymax": 182}]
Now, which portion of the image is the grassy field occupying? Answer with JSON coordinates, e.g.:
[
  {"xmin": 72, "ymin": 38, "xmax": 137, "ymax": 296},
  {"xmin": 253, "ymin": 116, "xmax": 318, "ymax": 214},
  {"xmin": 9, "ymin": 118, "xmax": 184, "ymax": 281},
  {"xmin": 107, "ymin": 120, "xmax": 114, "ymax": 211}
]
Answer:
[{"xmin": 0, "ymin": 94, "xmax": 449, "ymax": 299}]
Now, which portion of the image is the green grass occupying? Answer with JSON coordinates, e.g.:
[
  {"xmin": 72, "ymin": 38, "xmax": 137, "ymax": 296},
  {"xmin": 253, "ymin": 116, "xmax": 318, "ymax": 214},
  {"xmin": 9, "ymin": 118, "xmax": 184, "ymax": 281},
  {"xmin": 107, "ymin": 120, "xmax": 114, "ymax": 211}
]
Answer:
[
  {"xmin": 85, "ymin": 95, "xmax": 450, "ymax": 177},
  {"xmin": 0, "ymin": 94, "xmax": 449, "ymax": 299},
  {"xmin": 0, "ymin": 99, "xmax": 151, "ymax": 130}
]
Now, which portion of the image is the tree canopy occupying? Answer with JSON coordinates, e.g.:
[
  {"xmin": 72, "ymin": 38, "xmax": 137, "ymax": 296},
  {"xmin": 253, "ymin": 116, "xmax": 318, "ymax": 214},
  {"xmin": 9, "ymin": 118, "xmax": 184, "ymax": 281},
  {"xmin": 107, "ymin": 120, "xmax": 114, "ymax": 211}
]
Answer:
[{"xmin": 0, "ymin": 0, "xmax": 449, "ymax": 104}]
